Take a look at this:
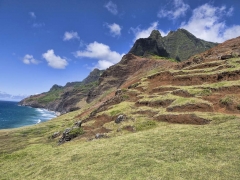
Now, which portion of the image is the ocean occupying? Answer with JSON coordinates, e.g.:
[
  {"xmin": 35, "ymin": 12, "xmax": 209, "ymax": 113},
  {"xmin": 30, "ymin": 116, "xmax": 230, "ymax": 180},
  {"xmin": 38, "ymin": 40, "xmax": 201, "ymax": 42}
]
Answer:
[{"xmin": 0, "ymin": 100, "xmax": 57, "ymax": 129}]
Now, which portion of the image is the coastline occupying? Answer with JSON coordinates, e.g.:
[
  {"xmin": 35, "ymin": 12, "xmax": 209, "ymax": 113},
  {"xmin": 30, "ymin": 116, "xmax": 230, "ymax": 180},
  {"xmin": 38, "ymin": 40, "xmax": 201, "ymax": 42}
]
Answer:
[{"xmin": 0, "ymin": 101, "xmax": 59, "ymax": 130}]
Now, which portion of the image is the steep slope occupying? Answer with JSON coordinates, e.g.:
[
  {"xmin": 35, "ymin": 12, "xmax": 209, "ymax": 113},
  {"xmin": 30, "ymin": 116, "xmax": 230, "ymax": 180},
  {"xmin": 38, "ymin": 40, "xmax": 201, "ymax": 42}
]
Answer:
[
  {"xmin": 71, "ymin": 36, "xmax": 240, "ymax": 140},
  {"xmin": 128, "ymin": 30, "xmax": 169, "ymax": 58},
  {"xmin": 19, "ymin": 68, "xmax": 103, "ymax": 114},
  {"xmin": 129, "ymin": 29, "xmax": 218, "ymax": 61},
  {"xmin": 86, "ymin": 53, "xmax": 175, "ymax": 103}
]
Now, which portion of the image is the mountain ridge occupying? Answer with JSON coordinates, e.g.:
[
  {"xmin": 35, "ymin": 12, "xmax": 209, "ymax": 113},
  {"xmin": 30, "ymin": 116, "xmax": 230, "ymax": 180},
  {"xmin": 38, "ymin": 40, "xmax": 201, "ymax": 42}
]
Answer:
[
  {"xmin": 19, "ymin": 68, "xmax": 104, "ymax": 113},
  {"xmin": 129, "ymin": 28, "xmax": 218, "ymax": 61}
]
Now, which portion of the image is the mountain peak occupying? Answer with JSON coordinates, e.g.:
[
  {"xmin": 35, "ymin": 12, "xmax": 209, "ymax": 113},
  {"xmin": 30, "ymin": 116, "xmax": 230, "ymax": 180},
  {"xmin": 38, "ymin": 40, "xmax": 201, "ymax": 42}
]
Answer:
[
  {"xmin": 129, "ymin": 28, "xmax": 218, "ymax": 61},
  {"xmin": 50, "ymin": 84, "xmax": 63, "ymax": 91},
  {"xmin": 149, "ymin": 30, "xmax": 162, "ymax": 39},
  {"xmin": 82, "ymin": 68, "xmax": 103, "ymax": 84}
]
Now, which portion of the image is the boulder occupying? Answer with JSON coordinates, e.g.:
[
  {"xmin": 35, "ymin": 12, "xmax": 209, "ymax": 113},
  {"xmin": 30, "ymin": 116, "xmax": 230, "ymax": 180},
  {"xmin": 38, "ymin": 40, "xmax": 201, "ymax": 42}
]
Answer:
[
  {"xmin": 221, "ymin": 54, "xmax": 233, "ymax": 60},
  {"xmin": 74, "ymin": 120, "xmax": 82, "ymax": 127},
  {"xmin": 115, "ymin": 115, "xmax": 126, "ymax": 124},
  {"xmin": 115, "ymin": 89, "xmax": 122, "ymax": 96},
  {"xmin": 58, "ymin": 126, "xmax": 84, "ymax": 144},
  {"xmin": 52, "ymin": 131, "xmax": 60, "ymax": 139},
  {"xmin": 58, "ymin": 128, "xmax": 72, "ymax": 143},
  {"xmin": 95, "ymin": 133, "xmax": 106, "ymax": 139}
]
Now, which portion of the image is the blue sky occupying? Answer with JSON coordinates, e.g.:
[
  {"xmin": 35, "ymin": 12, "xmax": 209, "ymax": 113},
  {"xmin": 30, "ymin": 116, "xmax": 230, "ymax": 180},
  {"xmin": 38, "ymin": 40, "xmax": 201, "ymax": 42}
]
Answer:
[{"xmin": 1, "ymin": 0, "xmax": 240, "ymax": 96}]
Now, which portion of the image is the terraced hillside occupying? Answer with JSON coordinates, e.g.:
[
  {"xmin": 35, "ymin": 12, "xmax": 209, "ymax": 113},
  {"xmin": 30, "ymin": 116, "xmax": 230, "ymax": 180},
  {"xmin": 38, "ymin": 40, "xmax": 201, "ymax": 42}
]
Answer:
[{"xmin": 77, "ymin": 54, "xmax": 240, "ymax": 140}]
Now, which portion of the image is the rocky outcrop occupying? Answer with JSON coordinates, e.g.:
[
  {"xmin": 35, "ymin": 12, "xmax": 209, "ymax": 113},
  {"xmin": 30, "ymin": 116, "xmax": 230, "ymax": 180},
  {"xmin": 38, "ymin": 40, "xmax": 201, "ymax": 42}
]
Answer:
[
  {"xmin": 129, "ymin": 30, "xmax": 169, "ymax": 57},
  {"xmin": 58, "ymin": 120, "xmax": 83, "ymax": 144},
  {"xmin": 129, "ymin": 29, "xmax": 218, "ymax": 61},
  {"xmin": 115, "ymin": 115, "xmax": 126, "ymax": 123}
]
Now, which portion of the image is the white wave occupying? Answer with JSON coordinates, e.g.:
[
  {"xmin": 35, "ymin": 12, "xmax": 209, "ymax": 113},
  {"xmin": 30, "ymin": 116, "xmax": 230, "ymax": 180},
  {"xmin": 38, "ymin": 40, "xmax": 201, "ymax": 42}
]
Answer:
[
  {"xmin": 34, "ymin": 108, "xmax": 57, "ymax": 122},
  {"xmin": 42, "ymin": 113, "xmax": 49, "ymax": 117},
  {"xmin": 36, "ymin": 108, "xmax": 44, "ymax": 112},
  {"xmin": 36, "ymin": 119, "xmax": 41, "ymax": 124}
]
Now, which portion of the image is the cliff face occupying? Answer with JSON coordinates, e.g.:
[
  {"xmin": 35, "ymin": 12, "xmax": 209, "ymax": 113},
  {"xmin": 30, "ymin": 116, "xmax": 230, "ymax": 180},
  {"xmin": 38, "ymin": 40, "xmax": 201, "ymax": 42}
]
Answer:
[
  {"xmin": 129, "ymin": 30, "xmax": 169, "ymax": 58},
  {"xmin": 19, "ymin": 69, "xmax": 103, "ymax": 114},
  {"xmin": 129, "ymin": 29, "xmax": 218, "ymax": 61}
]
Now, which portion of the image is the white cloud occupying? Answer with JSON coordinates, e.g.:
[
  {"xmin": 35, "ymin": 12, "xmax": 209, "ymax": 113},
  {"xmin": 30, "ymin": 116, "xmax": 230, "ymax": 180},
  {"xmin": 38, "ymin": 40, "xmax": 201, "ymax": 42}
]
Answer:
[
  {"xmin": 32, "ymin": 23, "xmax": 45, "ymax": 28},
  {"xmin": 106, "ymin": 23, "xmax": 121, "ymax": 37},
  {"xmin": 158, "ymin": 0, "xmax": 189, "ymax": 20},
  {"xmin": 181, "ymin": 4, "xmax": 240, "ymax": 42},
  {"xmin": 28, "ymin": 12, "xmax": 45, "ymax": 28},
  {"xmin": 63, "ymin": 31, "xmax": 80, "ymax": 41},
  {"xmin": 227, "ymin": 7, "xmax": 234, "ymax": 17},
  {"xmin": 74, "ymin": 41, "xmax": 124, "ymax": 69},
  {"xmin": 104, "ymin": 1, "xmax": 118, "ymax": 15},
  {"xmin": 42, "ymin": 49, "xmax": 68, "ymax": 69},
  {"xmin": 130, "ymin": 22, "xmax": 168, "ymax": 42},
  {"xmin": 223, "ymin": 25, "xmax": 240, "ymax": 40},
  {"xmin": 23, "ymin": 54, "xmax": 39, "ymax": 65},
  {"xmin": 29, "ymin": 12, "xmax": 36, "ymax": 18}
]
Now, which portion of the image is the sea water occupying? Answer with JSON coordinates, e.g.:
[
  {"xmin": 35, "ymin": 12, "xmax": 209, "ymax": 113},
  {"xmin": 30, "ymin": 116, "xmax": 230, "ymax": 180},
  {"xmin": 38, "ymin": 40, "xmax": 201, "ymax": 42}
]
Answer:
[{"xmin": 0, "ymin": 100, "xmax": 57, "ymax": 129}]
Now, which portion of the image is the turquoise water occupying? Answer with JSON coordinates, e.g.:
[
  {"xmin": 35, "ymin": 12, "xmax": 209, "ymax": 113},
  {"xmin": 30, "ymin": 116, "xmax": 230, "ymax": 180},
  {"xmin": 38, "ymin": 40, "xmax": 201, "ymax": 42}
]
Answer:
[{"xmin": 0, "ymin": 100, "xmax": 56, "ymax": 129}]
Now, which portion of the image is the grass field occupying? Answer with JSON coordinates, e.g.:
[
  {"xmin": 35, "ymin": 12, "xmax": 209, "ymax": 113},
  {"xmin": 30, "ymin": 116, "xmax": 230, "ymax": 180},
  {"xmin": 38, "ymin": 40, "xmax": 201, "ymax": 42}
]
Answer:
[{"xmin": 0, "ymin": 115, "xmax": 240, "ymax": 179}]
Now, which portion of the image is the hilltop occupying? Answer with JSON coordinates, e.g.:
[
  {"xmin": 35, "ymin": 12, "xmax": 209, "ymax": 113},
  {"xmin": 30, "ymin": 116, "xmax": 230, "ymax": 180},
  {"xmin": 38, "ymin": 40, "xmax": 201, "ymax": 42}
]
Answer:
[{"xmin": 1, "ymin": 32, "xmax": 240, "ymax": 179}]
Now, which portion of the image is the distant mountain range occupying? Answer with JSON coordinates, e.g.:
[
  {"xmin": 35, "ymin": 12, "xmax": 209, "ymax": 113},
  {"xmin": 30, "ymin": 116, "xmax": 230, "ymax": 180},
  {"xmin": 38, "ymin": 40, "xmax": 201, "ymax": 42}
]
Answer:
[{"xmin": 0, "ymin": 91, "xmax": 27, "ymax": 101}]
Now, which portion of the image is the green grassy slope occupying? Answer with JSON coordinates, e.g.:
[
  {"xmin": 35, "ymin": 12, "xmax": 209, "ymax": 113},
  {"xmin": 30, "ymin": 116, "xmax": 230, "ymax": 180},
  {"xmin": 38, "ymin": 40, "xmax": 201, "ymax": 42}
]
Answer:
[{"xmin": 0, "ymin": 117, "xmax": 240, "ymax": 179}]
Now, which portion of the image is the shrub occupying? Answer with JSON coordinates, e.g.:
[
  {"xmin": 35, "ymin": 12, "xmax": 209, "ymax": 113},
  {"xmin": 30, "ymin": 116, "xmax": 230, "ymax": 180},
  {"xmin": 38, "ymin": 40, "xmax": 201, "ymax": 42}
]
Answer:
[
  {"xmin": 220, "ymin": 96, "xmax": 233, "ymax": 105},
  {"xmin": 237, "ymin": 104, "xmax": 240, "ymax": 110},
  {"xmin": 110, "ymin": 110, "xmax": 121, "ymax": 116},
  {"xmin": 199, "ymin": 89, "xmax": 212, "ymax": 96},
  {"xmin": 69, "ymin": 128, "xmax": 84, "ymax": 138},
  {"xmin": 122, "ymin": 94, "xmax": 129, "ymax": 100}
]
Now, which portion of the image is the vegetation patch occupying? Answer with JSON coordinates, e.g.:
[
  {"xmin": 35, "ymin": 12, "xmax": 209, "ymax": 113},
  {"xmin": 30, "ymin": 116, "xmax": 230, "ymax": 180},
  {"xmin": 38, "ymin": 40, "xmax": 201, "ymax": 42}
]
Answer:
[
  {"xmin": 195, "ymin": 112, "xmax": 236, "ymax": 124},
  {"xmin": 169, "ymin": 97, "xmax": 212, "ymax": 108},
  {"xmin": 220, "ymin": 95, "xmax": 234, "ymax": 105},
  {"xmin": 37, "ymin": 89, "xmax": 62, "ymax": 104},
  {"xmin": 102, "ymin": 102, "xmax": 135, "ymax": 117},
  {"xmin": 187, "ymin": 88, "xmax": 212, "ymax": 96},
  {"xmin": 135, "ymin": 120, "xmax": 157, "ymax": 131},
  {"xmin": 69, "ymin": 127, "xmax": 84, "ymax": 137},
  {"xmin": 138, "ymin": 93, "xmax": 177, "ymax": 105},
  {"xmin": 149, "ymin": 55, "xmax": 177, "ymax": 62},
  {"xmin": 211, "ymin": 115, "xmax": 236, "ymax": 124}
]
